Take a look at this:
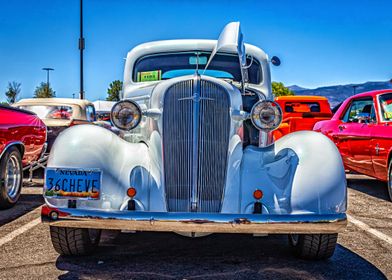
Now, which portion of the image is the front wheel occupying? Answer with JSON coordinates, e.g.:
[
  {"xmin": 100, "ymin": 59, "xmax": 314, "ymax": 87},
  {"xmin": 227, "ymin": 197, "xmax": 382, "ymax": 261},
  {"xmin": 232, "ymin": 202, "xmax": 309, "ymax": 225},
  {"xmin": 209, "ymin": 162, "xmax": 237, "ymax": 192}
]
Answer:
[
  {"xmin": 289, "ymin": 233, "xmax": 338, "ymax": 260},
  {"xmin": 387, "ymin": 161, "xmax": 392, "ymax": 201},
  {"xmin": 0, "ymin": 147, "xmax": 23, "ymax": 209},
  {"xmin": 50, "ymin": 226, "xmax": 101, "ymax": 256}
]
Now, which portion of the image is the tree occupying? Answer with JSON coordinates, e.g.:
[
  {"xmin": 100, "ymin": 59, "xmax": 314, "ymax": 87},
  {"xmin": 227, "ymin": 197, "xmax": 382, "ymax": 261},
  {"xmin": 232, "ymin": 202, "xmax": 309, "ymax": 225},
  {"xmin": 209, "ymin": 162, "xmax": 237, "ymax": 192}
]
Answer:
[
  {"xmin": 106, "ymin": 80, "xmax": 123, "ymax": 101},
  {"xmin": 5, "ymin": 81, "xmax": 21, "ymax": 104},
  {"xmin": 34, "ymin": 82, "xmax": 55, "ymax": 98},
  {"xmin": 272, "ymin": 81, "xmax": 294, "ymax": 97}
]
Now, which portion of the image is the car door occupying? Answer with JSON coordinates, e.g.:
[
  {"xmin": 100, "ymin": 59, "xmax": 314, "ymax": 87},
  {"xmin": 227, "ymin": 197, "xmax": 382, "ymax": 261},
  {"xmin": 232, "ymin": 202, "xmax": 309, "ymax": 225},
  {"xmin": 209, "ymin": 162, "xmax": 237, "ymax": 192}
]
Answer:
[
  {"xmin": 371, "ymin": 92, "xmax": 392, "ymax": 181},
  {"xmin": 336, "ymin": 98, "xmax": 375, "ymax": 176},
  {"xmin": 370, "ymin": 125, "xmax": 392, "ymax": 181}
]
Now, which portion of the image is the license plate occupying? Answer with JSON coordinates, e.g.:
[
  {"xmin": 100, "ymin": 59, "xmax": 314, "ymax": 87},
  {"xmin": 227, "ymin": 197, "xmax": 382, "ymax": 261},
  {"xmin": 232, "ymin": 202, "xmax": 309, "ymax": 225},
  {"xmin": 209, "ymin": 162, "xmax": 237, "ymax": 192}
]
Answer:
[{"xmin": 44, "ymin": 168, "xmax": 101, "ymax": 200}]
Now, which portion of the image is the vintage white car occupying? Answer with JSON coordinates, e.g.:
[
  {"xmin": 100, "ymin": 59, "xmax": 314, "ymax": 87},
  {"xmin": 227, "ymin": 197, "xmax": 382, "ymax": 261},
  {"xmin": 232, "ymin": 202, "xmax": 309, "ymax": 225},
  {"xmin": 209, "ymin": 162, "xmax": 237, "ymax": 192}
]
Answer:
[{"xmin": 42, "ymin": 22, "xmax": 347, "ymax": 259}]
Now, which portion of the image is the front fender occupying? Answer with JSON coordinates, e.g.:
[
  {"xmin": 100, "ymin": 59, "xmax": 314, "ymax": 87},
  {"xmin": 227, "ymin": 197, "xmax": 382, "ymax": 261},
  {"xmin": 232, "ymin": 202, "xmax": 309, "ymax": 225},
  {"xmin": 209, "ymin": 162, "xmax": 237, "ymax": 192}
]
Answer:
[
  {"xmin": 240, "ymin": 131, "xmax": 346, "ymax": 215},
  {"xmin": 45, "ymin": 125, "xmax": 157, "ymax": 210}
]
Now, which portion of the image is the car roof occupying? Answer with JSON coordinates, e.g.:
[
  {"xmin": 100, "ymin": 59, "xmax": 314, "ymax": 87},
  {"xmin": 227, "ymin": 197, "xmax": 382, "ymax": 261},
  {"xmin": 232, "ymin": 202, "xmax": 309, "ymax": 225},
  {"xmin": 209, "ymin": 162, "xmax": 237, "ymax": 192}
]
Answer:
[
  {"xmin": 349, "ymin": 89, "xmax": 392, "ymax": 99},
  {"xmin": 126, "ymin": 39, "xmax": 268, "ymax": 61},
  {"xmin": 14, "ymin": 98, "xmax": 94, "ymax": 108},
  {"xmin": 275, "ymin": 95, "xmax": 329, "ymax": 102}
]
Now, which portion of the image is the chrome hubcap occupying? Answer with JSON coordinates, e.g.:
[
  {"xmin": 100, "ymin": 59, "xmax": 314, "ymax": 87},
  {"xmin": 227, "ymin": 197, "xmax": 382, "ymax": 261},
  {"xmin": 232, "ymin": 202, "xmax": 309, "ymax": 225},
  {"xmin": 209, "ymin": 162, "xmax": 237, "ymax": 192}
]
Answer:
[{"xmin": 5, "ymin": 154, "xmax": 21, "ymax": 199}]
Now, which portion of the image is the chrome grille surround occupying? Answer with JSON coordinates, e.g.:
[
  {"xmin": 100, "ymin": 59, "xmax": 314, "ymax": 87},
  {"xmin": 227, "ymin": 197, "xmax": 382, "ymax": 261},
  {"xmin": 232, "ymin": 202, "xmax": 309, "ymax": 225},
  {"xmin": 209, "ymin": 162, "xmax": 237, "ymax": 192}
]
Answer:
[{"xmin": 162, "ymin": 75, "xmax": 231, "ymax": 213}]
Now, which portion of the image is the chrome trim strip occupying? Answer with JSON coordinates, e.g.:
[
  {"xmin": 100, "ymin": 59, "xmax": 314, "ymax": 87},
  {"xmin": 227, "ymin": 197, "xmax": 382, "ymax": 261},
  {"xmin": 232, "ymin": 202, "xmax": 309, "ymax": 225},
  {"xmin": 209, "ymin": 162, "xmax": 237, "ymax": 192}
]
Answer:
[
  {"xmin": 190, "ymin": 74, "xmax": 201, "ymax": 211},
  {"xmin": 42, "ymin": 207, "xmax": 347, "ymax": 234}
]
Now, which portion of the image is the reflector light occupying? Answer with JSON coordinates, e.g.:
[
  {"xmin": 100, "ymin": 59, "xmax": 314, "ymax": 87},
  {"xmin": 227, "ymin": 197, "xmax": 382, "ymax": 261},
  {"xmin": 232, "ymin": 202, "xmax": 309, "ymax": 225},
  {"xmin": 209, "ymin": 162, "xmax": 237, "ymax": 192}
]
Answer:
[
  {"xmin": 127, "ymin": 187, "xmax": 137, "ymax": 198},
  {"xmin": 253, "ymin": 189, "xmax": 263, "ymax": 200},
  {"xmin": 50, "ymin": 211, "xmax": 59, "ymax": 220}
]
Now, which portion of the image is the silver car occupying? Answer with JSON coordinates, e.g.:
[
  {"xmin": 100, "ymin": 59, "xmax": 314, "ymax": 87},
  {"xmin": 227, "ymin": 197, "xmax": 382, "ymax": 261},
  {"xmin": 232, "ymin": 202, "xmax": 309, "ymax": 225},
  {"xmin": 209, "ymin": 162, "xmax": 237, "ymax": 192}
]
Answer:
[{"xmin": 42, "ymin": 22, "xmax": 347, "ymax": 260}]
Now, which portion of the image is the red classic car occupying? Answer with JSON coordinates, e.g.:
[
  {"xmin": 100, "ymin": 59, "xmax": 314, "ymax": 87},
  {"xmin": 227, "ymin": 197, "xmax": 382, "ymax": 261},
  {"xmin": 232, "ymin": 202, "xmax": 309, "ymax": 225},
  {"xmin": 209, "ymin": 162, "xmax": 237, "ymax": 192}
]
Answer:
[
  {"xmin": 314, "ymin": 89, "xmax": 392, "ymax": 200},
  {"xmin": 0, "ymin": 105, "xmax": 46, "ymax": 208},
  {"xmin": 273, "ymin": 96, "xmax": 333, "ymax": 140}
]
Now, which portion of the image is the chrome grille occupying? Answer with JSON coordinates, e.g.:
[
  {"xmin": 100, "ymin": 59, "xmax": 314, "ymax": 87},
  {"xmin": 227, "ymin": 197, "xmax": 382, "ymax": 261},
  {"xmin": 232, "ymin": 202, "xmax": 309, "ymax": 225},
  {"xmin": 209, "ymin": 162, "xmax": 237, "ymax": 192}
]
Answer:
[{"xmin": 162, "ymin": 77, "xmax": 231, "ymax": 213}]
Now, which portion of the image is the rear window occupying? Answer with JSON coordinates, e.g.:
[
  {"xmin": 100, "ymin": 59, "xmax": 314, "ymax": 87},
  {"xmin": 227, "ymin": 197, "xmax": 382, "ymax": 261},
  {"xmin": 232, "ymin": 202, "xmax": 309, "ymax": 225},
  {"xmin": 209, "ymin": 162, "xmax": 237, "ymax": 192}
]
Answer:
[
  {"xmin": 284, "ymin": 102, "xmax": 321, "ymax": 113},
  {"xmin": 17, "ymin": 105, "xmax": 73, "ymax": 120}
]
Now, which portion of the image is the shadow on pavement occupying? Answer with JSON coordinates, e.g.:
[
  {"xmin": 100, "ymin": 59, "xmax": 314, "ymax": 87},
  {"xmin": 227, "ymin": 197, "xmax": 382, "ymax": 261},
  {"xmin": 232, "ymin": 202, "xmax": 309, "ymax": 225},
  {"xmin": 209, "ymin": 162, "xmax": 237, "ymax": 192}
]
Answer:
[
  {"xmin": 347, "ymin": 176, "xmax": 390, "ymax": 202},
  {"xmin": 55, "ymin": 232, "xmax": 386, "ymax": 280},
  {"xmin": 0, "ymin": 193, "xmax": 43, "ymax": 226}
]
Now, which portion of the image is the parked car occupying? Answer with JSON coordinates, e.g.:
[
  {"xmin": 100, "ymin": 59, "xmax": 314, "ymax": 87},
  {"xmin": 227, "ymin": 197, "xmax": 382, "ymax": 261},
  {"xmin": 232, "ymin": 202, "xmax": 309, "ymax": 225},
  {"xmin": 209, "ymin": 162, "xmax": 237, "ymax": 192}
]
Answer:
[
  {"xmin": 0, "ymin": 105, "xmax": 46, "ymax": 208},
  {"xmin": 14, "ymin": 98, "xmax": 96, "ymax": 152},
  {"xmin": 273, "ymin": 96, "xmax": 333, "ymax": 140},
  {"xmin": 314, "ymin": 89, "xmax": 392, "ymax": 201},
  {"xmin": 41, "ymin": 22, "xmax": 347, "ymax": 259},
  {"xmin": 93, "ymin": 100, "xmax": 115, "ymax": 122}
]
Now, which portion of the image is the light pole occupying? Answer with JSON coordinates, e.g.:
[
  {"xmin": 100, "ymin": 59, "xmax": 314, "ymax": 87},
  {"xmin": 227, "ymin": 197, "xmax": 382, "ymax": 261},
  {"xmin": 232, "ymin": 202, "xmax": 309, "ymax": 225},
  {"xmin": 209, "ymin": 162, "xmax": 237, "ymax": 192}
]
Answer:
[
  {"xmin": 352, "ymin": 85, "xmax": 358, "ymax": 95},
  {"xmin": 42, "ymin": 67, "xmax": 54, "ymax": 94},
  {"xmin": 79, "ymin": 0, "xmax": 85, "ymax": 99}
]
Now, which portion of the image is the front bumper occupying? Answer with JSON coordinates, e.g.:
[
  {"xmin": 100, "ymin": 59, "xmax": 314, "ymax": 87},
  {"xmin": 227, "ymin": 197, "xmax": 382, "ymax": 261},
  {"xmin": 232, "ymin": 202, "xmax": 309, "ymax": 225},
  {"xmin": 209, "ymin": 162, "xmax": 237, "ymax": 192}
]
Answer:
[{"xmin": 41, "ymin": 205, "xmax": 347, "ymax": 234}]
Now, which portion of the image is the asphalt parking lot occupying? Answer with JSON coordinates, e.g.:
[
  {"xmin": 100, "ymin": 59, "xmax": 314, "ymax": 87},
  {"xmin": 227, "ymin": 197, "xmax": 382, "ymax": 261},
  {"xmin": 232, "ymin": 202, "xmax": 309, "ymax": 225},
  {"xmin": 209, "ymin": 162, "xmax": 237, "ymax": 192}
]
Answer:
[{"xmin": 0, "ymin": 174, "xmax": 390, "ymax": 280}]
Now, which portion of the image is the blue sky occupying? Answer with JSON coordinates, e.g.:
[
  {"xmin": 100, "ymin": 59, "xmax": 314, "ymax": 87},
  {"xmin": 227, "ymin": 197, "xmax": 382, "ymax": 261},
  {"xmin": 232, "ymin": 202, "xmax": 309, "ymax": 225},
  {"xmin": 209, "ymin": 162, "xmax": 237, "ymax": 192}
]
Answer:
[{"xmin": 1, "ymin": 0, "xmax": 391, "ymax": 102}]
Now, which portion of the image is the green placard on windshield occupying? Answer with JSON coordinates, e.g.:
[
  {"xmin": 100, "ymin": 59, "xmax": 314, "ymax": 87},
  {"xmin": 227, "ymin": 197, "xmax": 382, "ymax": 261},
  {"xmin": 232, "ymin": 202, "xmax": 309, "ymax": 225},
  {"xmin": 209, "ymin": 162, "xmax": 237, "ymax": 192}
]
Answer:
[
  {"xmin": 137, "ymin": 70, "xmax": 162, "ymax": 82},
  {"xmin": 384, "ymin": 112, "xmax": 392, "ymax": 119}
]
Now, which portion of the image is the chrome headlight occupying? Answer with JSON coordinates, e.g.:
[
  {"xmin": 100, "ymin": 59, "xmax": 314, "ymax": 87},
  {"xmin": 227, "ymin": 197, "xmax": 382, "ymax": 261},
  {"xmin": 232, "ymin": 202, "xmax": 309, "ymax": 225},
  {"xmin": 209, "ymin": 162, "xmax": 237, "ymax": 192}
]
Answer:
[
  {"xmin": 250, "ymin": 100, "xmax": 282, "ymax": 131},
  {"xmin": 110, "ymin": 100, "xmax": 141, "ymax": 130}
]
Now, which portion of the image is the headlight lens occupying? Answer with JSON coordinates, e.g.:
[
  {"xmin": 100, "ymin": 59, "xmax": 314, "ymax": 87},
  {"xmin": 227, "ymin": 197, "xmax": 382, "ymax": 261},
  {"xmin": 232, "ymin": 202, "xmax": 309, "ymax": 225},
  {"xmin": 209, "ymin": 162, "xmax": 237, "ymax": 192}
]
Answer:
[
  {"xmin": 110, "ymin": 100, "xmax": 141, "ymax": 130},
  {"xmin": 250, "ymin": 100, "xmax": 282, "ymax": 131}
]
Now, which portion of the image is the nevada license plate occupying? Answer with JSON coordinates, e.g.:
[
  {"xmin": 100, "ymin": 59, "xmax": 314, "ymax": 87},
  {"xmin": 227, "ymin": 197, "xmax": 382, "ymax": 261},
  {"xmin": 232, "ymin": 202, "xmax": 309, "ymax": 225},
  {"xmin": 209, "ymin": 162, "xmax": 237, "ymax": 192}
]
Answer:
[{"xmin": 44, "ymin": 168, "xmax": 101, "ymax": 200}]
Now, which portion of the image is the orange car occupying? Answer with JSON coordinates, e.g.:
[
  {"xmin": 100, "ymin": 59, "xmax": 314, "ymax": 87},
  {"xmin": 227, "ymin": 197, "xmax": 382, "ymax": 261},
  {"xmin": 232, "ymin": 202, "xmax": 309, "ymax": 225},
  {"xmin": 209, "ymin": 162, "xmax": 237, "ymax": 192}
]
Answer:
[{"xmin": 273, "ymin": 96, "xmax": 333, "ymax": 140}]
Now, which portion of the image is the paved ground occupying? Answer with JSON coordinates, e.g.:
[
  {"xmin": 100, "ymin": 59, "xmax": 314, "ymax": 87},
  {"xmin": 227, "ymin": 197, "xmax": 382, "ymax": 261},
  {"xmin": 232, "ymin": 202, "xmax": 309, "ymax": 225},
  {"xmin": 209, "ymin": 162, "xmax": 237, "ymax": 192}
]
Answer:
[{"xmin": 0, "ymin": 175, "xmax": 390, "ymax": 280}]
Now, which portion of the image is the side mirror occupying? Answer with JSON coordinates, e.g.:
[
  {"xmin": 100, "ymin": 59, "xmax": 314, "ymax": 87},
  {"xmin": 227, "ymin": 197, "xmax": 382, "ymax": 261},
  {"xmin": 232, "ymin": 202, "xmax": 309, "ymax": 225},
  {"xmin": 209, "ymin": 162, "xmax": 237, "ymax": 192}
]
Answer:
[{"xmin": 271, "ymin": 56, "xmax": 281, "ymax": 66}]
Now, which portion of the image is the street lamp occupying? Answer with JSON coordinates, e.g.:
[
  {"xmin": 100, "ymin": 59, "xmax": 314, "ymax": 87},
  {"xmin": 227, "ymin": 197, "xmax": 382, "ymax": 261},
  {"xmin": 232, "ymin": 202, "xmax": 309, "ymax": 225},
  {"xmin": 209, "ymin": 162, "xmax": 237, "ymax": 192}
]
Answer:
[
  {"xmin": 352, "ymin": 85, "xmax": 358, "ymax": 95},
  {"xmin": 42, "ymin": 67, "xmax": 54, "ymax": 94}
]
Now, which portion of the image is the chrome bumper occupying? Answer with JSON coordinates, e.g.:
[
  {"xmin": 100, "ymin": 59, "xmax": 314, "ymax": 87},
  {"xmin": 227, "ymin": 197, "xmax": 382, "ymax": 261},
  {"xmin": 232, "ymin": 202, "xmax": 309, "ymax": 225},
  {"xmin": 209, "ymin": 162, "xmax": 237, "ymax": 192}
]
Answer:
[{"xmin": 41, "ymin": 205, "xmax": 347, "ymax": 234}]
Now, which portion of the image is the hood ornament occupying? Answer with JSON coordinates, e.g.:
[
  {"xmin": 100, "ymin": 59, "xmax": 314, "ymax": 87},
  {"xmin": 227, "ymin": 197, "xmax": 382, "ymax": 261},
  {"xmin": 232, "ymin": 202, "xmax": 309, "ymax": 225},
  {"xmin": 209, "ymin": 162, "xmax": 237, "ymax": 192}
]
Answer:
[{"xmin": 178, "ymin": 91, "xmax": 214, "ymax": 103}]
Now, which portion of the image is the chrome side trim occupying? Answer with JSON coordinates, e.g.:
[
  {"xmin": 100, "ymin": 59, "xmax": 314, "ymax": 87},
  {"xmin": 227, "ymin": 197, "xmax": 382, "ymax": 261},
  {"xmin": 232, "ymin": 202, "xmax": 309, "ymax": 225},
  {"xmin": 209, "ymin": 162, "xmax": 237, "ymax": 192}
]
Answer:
[{"xmin": 42, "ymin": 206, "xmax": 347, "ymax": 234}]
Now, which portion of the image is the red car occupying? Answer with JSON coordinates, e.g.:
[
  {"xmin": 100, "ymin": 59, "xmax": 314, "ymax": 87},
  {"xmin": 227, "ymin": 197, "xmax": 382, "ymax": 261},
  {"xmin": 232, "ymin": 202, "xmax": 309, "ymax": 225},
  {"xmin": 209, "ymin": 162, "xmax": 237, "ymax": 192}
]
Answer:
[
  {"xmin": 314, "ymin": 90, "xmax": 392, "ymax": 200},
  {"xmin": 273, "ymin": 96, "xmax": 333, "ymax": 140},
  {"xmin": 0, "ymin": 105, "xmax": 46, "ymax": 208}
]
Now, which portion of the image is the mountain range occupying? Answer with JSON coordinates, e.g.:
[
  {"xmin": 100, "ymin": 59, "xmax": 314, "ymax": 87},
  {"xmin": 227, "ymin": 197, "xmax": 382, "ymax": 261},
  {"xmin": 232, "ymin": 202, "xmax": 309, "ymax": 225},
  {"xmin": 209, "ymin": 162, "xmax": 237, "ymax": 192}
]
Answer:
[{"xmin": 288, "ymin": 81, "xmax": 391, "ymax": 107}]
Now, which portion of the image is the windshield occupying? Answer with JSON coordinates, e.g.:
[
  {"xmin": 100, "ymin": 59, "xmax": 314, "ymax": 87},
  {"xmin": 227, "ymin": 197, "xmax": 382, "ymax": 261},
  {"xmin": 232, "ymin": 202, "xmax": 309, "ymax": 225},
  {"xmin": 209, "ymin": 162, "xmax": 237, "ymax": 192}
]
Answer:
[
  {"xmin": 17, "ymin": 105, "xmax": 73, "ymax": 120},
  {"xmin": 133, "ymin": 51, "xmax": 261, "ymax": 84},
  {"xmin": 379, "ymin": 93, "xmax": 392, "ymax": 121}
]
